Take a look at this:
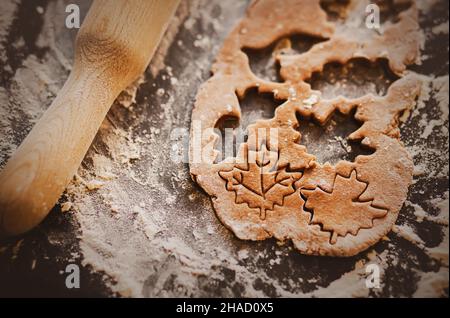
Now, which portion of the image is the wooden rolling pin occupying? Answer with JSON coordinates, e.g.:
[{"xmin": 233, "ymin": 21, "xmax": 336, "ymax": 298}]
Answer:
[{"xmin": 0, "ymin": 0, "xmax": 180, "ymax": 237}]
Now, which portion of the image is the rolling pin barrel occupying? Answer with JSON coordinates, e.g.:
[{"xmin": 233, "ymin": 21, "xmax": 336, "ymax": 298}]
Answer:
[{"xmin": 0, "ymin": 0, "xmax": 180, "ymax": 237}]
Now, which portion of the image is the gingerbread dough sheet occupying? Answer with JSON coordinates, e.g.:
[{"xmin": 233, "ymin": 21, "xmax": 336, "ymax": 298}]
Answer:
[{"xmin": 189, "ymin": 0, "xmax": 422, "ymax": 256}]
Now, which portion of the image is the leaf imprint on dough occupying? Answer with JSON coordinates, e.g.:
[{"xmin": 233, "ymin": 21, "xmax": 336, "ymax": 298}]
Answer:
[
  {"xmin": 301, "ymin": 170, "xmax": 387, "ymax": 244},
  {"xmin": 219, "ymin": 144, "xmax": 303, "ymax": 220}
]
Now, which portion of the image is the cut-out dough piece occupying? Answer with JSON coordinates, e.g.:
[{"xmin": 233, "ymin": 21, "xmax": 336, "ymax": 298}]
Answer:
[{"xmin": 190, "ymin": 0, "xmax": 422, "ymax": 256}]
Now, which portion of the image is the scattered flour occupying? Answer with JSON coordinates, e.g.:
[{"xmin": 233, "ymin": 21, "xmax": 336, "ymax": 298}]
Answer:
[
  {"xmin": 413, "ymin": 268, "xmax": 449, "ymax": 297},
  {"xmin": 0, "ymin": 0, "xmax": 447, "ymax": 298}
]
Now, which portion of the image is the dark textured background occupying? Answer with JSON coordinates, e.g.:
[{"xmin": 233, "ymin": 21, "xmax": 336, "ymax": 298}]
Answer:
[{"xmin": 0, "ymin": 0, "xmax": 448, "ymax": 297}]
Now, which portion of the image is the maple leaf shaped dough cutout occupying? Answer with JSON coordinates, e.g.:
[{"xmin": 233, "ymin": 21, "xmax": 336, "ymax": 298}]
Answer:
[
  {"xmin": 219, "ymin": 145, "xmax": 302, "ymax": 220},
  {"xmin": 302, "ymin": 171, "xmax": 387, "ymax": 244}
]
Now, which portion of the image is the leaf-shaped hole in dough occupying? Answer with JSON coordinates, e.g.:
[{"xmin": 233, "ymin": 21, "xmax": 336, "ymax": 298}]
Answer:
[
  {"xmin": 306, "ymin": 58, "xmax": 399, "ymax": 100},
  {"xmin": 214, "ymin": 89, "xmax": 284, "ymax": 163},
  {"xmin": 296, "ymin": 109, "xmax": 375, "ymax": 165},
  {"xmin": 242, "ymin": 35, "xmax": 327, "ymax": 83}
]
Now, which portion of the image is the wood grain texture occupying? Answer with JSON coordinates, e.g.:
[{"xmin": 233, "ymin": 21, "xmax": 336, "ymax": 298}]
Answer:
[{"xmin": 0, "ymin": 0, "xmax": 180, "ymax": 237}]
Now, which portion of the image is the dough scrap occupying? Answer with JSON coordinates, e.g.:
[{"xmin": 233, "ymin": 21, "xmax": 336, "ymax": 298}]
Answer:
[{"xmin": 189, "ymin": 0, "xmax": 422, "ymax": 256}]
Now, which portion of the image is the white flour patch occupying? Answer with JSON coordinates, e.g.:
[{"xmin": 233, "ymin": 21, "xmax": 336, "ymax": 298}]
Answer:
[{"xmin": 0, "ymin": 0, "xmax": 448, "ymax": 298}]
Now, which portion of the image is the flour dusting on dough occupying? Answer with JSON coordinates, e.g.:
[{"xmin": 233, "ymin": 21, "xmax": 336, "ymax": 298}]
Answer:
[{"xmin": 0, "ymin": 0, "xmax": 447, "ymax": 297}]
